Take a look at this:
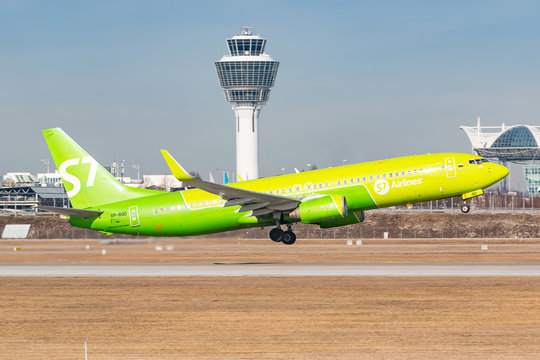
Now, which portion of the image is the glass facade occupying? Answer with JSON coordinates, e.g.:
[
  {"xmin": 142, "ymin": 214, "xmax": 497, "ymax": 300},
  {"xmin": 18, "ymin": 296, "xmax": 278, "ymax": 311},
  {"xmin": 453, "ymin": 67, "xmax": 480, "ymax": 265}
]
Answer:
[
  {"xmin": 216, "ymin": 32, "xmax": 279, "ymax": 107},
  {"xmin": 225, "ymin": 89, "xmax": 270, "ymax": 102},
  {"xmin": 523, "ymin": 165, "xmax": 540, "ymax": 196},
  {"xmin": 227, "ymin": 38, "xmax": 266, "ymax": 56},
  {"xmin": 215, "ymin": 61, "xmax": 279, "ymax": 88},
  {"xmin": 492, "ymin": 126, "xmax": 538, "ymax": 148}
]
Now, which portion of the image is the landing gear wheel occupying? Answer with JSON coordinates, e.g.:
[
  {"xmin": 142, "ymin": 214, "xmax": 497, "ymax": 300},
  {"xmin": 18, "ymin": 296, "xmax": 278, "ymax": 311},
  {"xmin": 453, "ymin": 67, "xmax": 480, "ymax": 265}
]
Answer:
[
  {"xmin": 461, "ymin": 204, "xmax": 470, "ymax": 213},
  {"xmin": 282, "ymin": 231, "xmax": 297, "ymax": 245},
  {"xmin": 269, "ymin": 228, "xmax": 284, "ymax": 242}
]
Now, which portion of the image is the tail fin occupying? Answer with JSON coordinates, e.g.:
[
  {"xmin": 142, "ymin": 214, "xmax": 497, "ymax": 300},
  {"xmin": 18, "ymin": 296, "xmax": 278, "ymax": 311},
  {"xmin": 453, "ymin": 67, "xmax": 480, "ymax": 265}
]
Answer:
[{"xmin": 43, "ymin": 128, "xmax": 155, "ymax": 209}]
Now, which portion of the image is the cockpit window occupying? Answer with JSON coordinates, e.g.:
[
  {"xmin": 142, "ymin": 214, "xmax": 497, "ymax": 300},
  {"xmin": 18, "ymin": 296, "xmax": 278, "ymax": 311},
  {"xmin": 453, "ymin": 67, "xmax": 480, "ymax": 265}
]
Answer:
[{"xmin": 469, "ymin": 158, "xmax": 488, "ymax": 165}]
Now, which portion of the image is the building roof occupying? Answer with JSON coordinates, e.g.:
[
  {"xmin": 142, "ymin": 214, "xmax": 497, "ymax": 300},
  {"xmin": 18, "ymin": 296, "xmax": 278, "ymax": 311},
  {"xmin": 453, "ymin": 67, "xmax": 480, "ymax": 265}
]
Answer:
[{"xmin": 460, "ymin": 119, "xmax": 540, "ymax": 161}]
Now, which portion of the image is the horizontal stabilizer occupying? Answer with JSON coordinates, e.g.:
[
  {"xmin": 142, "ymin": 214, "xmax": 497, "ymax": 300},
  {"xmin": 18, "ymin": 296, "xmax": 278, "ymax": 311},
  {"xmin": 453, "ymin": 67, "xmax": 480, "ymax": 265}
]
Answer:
[{"xmin": 35, "ymin": 205, "xmax": 103, "ymax": 218}]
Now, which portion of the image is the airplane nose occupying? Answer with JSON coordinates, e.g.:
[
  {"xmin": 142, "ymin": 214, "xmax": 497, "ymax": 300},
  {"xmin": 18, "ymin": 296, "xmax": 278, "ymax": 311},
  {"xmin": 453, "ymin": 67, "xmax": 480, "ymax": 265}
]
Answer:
[{"xmin": 492, "ymin": 163, "xmax": 509, "ymax": 180}]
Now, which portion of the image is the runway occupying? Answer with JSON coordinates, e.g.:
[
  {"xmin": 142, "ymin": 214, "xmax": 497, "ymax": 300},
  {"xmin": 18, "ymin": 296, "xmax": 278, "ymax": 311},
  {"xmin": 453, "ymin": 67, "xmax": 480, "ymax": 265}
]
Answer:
[{"xmin": 0, "ymin": 263, "xmax": 539, "ymax": 277}]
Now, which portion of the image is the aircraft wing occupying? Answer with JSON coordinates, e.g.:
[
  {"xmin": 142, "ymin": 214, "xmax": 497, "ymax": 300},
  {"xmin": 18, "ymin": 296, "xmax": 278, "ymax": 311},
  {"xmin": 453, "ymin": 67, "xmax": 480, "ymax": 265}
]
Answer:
[
  {"xmin": 161, "ymin": 150, "xmax": 300, "ymax": 217},
  {"xmin": 35, "ymin": 206, "xmax": 103, "ymax": 218}
]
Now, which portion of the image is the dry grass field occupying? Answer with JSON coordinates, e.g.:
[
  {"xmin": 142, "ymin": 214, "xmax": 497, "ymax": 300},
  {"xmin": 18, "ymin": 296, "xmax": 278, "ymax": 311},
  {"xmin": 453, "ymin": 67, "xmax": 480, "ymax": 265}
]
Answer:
[
  {"xmin": 0, "ymin": 277, "xmax": 539, "ymax": 359},
  {"xmin": 1, "ymin": 237, "xmax": 539, "ymax": 358}
]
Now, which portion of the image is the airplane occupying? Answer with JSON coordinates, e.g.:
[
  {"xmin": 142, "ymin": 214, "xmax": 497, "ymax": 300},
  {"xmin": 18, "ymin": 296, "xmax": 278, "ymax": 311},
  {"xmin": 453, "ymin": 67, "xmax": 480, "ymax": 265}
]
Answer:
[{"xmin": 37, "ymin": 128, "xmax": 509, "ymax": 245}]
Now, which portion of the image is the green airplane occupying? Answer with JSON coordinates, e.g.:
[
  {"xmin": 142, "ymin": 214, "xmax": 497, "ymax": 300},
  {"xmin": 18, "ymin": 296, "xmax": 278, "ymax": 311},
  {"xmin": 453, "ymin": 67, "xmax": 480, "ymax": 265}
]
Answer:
[{"xmin": 38, "ymin": 128, "xmax": 508, "ymax": 245}]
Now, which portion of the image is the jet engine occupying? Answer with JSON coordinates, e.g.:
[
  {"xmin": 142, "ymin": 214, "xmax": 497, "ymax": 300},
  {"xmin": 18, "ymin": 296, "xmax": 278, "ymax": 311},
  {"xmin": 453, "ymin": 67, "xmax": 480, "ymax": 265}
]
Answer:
[{"xmin": 289, "ymin": 195, "xmax": 347, "ymax": 223}]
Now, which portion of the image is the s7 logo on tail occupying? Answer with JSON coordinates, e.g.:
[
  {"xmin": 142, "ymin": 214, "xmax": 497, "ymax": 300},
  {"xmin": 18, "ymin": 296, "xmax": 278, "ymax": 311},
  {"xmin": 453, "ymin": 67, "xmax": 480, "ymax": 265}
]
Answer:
[{"xmin": 59, "ymin": 157, "xmax": 98, "ymax": 197}]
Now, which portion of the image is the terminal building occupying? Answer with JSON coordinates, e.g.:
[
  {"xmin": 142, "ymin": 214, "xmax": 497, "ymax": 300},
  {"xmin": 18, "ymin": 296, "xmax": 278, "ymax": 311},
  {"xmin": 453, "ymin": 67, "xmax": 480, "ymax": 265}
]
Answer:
[{"xmin": 461, "ymin": 118, "xmax": 540, "ymax": 195}]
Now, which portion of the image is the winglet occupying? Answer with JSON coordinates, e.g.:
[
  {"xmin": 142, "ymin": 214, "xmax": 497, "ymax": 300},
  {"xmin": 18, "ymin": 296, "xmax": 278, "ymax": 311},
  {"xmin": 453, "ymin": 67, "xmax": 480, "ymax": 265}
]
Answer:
[{"xmin": 160, "ymin": 150, "xmax": 196, "ymax": 181}]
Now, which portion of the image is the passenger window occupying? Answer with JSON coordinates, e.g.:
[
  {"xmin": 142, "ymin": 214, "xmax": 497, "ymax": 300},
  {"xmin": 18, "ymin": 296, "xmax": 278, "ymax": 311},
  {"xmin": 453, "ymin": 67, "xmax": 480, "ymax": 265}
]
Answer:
[
  {"xmin": 356, "ymin": 178, "xmax": 360, "ymax": 183},
  {"xmin": 166, "ymin": 207, "xmax": 170, "ymax": 212},
  {"xmin": 325, "ymin": 182, "xmax": 328, "ymax": 188},
  {"xmin": 369, "ymin": 176, "xmax": 373, "ymax": 181},
  {"xmin": 419, "ymin": 168, "xmax": 423, "ymax": 173},
  {"xmin": 382, "ymin": 174, "xmax": 386, "ymax": 179},
  {"xmin": 407, "ymin": 170, "xmax": 411, "ymax": 175},
  {"xmin": 269, "ymin": 191, "xmax": 273, "ymax": 194},
  {"xmin": 171, "ymin": 206, "xmax": 175, "ymax": 211},
  {"xmin": 413, "ymin": 169, "xmax": 417, "ymax": 174},
  {"xmin": 376, "ymin": 175, "xmax": 380, "ymax": 180},
  {"xmin": 389, "ymin": 173, "xmax": 393, "ymax": 178},
  {"xmin": 319, "ymin": 183, "xmax": 323, "ymax": 188},
  {"xmin": 343, "ymin": 180, "xmax": 347, "ymax": 185},
  {"xmin": 337, "ymin": 181, "xmax": 341, "ymax": 185},
  {"xmin": 395, "ymin": 172, "xmax": 399, "ymax": 177},
  {"xmin": 281, "ymin": 189, "xmax": 285, "ymax": 194},
  {"xmin": 313, "ymin": 184, "xmax": 317, "ymax": 189},
  {"xmin": 213, "ymin": 200, "xmax": 217, "ymax": 205},
  {"xmin": 160, "ymin": 208, "xmax": 164, "ymax": 213},
  {"xmin": 401, "ymin": 171, "xmax": 405, "ymax": 176},
  {"xmin": 154, "ymin": 209, "xmax": 158, "ymax": 214},
  {"xmin": 362, "ymin": 177, "xmax": 366, "ymax": 182}
]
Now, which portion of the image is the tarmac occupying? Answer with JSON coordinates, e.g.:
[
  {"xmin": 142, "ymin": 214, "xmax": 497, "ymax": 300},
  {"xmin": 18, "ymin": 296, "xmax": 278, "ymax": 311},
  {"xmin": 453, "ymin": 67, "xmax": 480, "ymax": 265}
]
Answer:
[{"xmin": 1, "ymin": 262, "xmax": 539, "ymax": 277}]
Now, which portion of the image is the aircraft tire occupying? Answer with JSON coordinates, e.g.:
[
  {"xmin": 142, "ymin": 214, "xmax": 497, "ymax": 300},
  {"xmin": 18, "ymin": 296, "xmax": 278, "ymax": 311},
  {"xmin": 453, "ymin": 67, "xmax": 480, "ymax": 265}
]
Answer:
[
  {"xmin": 282, "ymin": 231, "xmax": 296, "ymax": 245},
  {"xmin": 269, "ymin": 228, "xmax": 284, "ymax": 242},
  {"xmin": 461, "ymin": 204, "xmax": 470, "ymax": 213}
]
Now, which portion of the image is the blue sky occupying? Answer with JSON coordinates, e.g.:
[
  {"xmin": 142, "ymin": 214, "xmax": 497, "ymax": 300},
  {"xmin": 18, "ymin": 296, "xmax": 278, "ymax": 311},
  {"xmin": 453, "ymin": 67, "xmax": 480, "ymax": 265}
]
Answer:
[{"xmin": 1, "ymin": 0, "xmax": 539, "ymax": 190}]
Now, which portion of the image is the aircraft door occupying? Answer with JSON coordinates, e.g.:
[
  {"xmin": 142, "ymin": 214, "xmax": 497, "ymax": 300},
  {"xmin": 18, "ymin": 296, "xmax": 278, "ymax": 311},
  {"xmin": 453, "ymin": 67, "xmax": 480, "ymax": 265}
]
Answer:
[
  {"xmin": 129, "ymin": 206, "xmax": 140, "ymax": 227},
  {"xmin": 293, "ymin": 184, "xmax": 302, "ymax": 197},
  {"xmin": 445, "ymin": 157, "xmax": 456, "ymax": 179}
]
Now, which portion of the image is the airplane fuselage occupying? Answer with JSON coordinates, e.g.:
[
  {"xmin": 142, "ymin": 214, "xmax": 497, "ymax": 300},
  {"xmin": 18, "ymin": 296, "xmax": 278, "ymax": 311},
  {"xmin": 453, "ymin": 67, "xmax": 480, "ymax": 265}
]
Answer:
[{"xmin": 70, "ymin": 153, "xmax": 506, "ymax": 236}]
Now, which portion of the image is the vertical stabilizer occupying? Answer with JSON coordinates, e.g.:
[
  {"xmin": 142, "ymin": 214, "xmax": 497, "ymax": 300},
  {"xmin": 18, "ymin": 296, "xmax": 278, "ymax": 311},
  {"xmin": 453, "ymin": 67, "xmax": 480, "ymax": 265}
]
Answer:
[{"xmin": 43, "ymin": 128, "xmax": 156, "ymax": 209}]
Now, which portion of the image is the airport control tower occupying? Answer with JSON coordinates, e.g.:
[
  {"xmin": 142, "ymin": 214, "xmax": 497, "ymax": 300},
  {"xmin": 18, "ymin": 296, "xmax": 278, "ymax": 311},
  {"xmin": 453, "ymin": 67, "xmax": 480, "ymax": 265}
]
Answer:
[{"xmin": 215, "ymin": 27, "xmax": 279, "ymax": 181}]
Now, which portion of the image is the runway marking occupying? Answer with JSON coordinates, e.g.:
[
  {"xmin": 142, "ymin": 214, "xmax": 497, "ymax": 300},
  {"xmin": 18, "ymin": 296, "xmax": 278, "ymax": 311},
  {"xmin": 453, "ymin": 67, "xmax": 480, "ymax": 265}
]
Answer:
[{"xmin": 0, "ymin": 263, "xmax": 539, "ymax": 277}]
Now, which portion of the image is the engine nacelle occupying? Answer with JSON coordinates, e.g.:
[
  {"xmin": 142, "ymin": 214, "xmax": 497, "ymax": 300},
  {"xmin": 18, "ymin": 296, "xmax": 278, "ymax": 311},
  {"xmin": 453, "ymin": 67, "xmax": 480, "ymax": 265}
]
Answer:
[
  {"xmin": 319, "ymin": 210, "xmax": 365, "ymax": 228},
  {"xmin": 289, "ymin": 195, "xmax": 347, "ymax": 223}
]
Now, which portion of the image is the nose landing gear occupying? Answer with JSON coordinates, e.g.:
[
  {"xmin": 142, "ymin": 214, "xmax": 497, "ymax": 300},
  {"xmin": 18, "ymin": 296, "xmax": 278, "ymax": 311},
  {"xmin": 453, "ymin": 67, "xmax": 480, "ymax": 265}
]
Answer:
[
  {"xmin": 460, "ymin": 204, "xmax": 470, "ymax": 213},
  {"xmin": 269, "ymin": 225, "xmax": 297, "ymax": 245}
]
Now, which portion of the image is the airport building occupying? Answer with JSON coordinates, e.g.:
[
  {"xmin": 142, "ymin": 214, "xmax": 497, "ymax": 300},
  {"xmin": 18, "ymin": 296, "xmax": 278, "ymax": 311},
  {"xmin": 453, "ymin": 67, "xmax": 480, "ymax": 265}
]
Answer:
[
  {"xmin": 215, "ymin": 27, "xmax": 279, "ymax": 181},
  {"xmin": 0, "ymin": 186, "xmax": 69, "ymax": 215},
  {"xmin": 461, "ymin": 118, "xmax": 540, "ymax": 195}
]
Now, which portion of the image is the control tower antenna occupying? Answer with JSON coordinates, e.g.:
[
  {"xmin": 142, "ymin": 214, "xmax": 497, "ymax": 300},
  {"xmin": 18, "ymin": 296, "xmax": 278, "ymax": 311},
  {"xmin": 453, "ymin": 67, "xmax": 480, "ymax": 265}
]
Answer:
[
  {"xmin": 240, "ymin": 26, "xmax": 254, "ymax": 35},
  {"xmin": 215, "ymin": 27, "xmax": 279, "ymax": 181}
]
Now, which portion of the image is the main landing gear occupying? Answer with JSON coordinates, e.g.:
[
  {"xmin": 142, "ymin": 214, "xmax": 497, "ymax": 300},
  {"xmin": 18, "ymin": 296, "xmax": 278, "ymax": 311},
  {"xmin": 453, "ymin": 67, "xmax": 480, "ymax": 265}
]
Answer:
[
  {"xmin": 460, "ymin": 204, "xmax": 470, "ymax": 213},
  {"xmin": 269, "ymin": 225, "xmax": 296, "ymax": 245}
]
